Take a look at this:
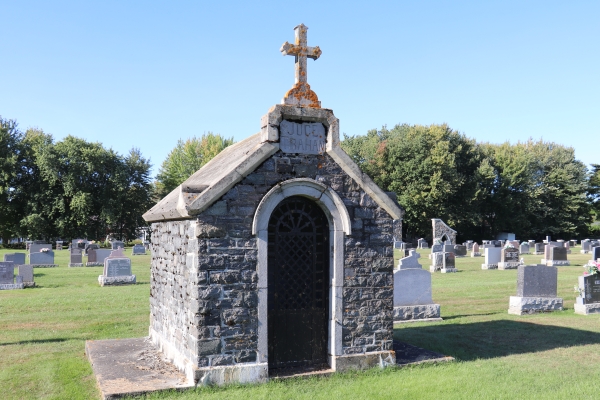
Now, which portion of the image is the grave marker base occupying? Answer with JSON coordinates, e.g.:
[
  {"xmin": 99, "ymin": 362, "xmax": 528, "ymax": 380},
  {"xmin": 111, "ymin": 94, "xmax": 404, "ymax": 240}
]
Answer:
[
  {"xmin": 498, "ymin": 262, "xmax": 520, "ymax": 270},
  {"xmin": 574, "ymin": 302, "xmax": 600, "ymax": 315},
  {"xmin": 0, "ymin": 283, "xmax": 24, "ymax": 290},
  {"xmin": 545, "ymin": 260, "xmax": 570, "ymax": 266},
  {"xmin": 581, "ymin": 250, "xmax": 590, "ymax": 254},
  {"xmin": 86, "ymin": 262, "xmax": 104, "ymax": 267},
  {"xmin": 393, "ymin": 304, "xmax": 441, "ymax": 323},
  {"xmin": 471, "ymin": 252, "xmax": 481, "ymax": 257},
  {"xmin": 508, "ymin": 296, "xmax": 563, "ymax": 315},
  {"xmin": 98, "ymin": 275, "xmax": 136, "ymax": 286},
  {"xmin": 32, "ymin": 264, "xmax": 58, "ymax": 268},
  {"xmin": 481, "ymin": 264, "xmax": 498, "ymax": 270},
  {"xmin": 69, "ymin": 263, "xmax": 85, "ymax": 267},
  {"xmin": 441, "ymin": 268, "xmax": 457, "ymax": 273}
]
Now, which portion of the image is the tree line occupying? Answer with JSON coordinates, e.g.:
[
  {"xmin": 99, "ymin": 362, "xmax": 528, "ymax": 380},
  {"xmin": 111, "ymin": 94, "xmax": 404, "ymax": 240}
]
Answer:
[
  {"xmin": 0, "ymin": 117, "xmax": 153, "ymax": 242},
  {"xmin": 342, "ymin": 123, "xmax": 599, "ymax": 242}
]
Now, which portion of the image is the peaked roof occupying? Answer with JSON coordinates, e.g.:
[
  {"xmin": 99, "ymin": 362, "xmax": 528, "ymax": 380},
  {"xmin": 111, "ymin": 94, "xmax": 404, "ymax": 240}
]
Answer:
[{"xmin": 143, "ymin": 108, "xmax": 403, "ymax": 223}]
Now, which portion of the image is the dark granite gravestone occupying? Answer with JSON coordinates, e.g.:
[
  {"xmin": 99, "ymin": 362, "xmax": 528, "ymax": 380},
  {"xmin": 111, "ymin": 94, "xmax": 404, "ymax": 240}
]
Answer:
[
  {"xmin": 4, "ymin": 253, "xmax": 26, "ymax": 265},
  {"xmin": 111, "ymin": 241, "xmax": 125, "ymax": 250},
  {"xmin": 517, "ymin": 265, "xmax": 557, "ymax": 297},
  {"xmin": 454, "ymin": 245, "xmax": 467, "ymax": 257},
  {"xmin": 132, "ymin": 244, "xmax": 146, "ymax": 255},
  {"xmin": 591, "ymin": 247, "xmax": 600, "ymax": 263},
  {"xmin": 581, "ymin": 240, "xmax": 591, "ymax": 253},
  {"xmin": 85, "ymin": 243, "xmax": 100, "ymax": 255},
  {"xmin": 30, "ymin": 250, "xmax": 57, "ymax": 267},
  {"xmin": 442, "ymin": 252, "xmax": 457, "ymax": 273},
  {"xmin": 534, "ymin": 243, "xmax": 545, "ymax": 255},
  {"xmin": 499, "ymin": 246, "xmax": 520, "ymax": 270},
  {"xmin": 69, "ymin": 248, "xmax": 84, "ymax": 267},
  {"xmin": 72, "ymin": 239, "xmax": 87, "ymax": 250},
  {"xmin": 87, "ymin": 248, "xmax": 98, "ymax": 263},
  {"xmin": 578, "ymin": 275, "xmax": 600, "ymax": 305},
  {"xmin": 547, "ymin": 246, "xmax": 569, "ymax": 266}
]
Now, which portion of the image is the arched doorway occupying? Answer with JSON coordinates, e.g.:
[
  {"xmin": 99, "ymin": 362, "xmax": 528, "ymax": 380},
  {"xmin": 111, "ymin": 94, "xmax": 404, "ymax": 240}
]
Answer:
[{"xmin": 267, "ymin": 196, "xmax": 330, "ymax": 372}]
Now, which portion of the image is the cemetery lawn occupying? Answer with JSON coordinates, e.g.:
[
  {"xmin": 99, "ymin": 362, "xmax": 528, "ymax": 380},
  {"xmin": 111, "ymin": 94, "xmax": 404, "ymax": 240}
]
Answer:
[{"xmin": 1, "ymin": 248, "xmax": 600, "ymax": 399}]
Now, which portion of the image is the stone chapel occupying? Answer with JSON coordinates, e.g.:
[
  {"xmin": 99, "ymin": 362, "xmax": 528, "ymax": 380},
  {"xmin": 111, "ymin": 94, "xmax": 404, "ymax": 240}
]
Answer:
[{"xmin": 143, "ymin": 24, "xmax": 404, "ymax": 385}]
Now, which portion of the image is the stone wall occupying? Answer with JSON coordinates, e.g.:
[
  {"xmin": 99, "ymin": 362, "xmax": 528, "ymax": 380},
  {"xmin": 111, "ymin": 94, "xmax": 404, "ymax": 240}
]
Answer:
[{"xmin": 151, "ymin": 149, "xmax": 396, "ymax": 372}]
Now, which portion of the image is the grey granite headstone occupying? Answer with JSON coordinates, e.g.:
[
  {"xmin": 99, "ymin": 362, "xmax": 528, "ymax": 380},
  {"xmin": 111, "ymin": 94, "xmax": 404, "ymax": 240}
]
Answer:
[
  {"xmin": 443, "ymin": 244, "xmax": 455, "ymax": 254},
  {"xmin": 429, "ymin": 252, "xmax": 444, "ymax": 272},
  {"xmin": 581, "ymin": 240, "xmax": 591, "ymax": 253},
  {"xmin": 546, "ymin": 246, "xmax": 569, "ymax": 266},
  {"xmin": 393, "ymin": 241, "xmax": 403, "ymax": 249},
  {"xmin": 394, "ymin": 269, "xmax": 433, "ymax": 306},
  {"xmin": 471, "ymin": 243, "xmax": 481, "ymax": 257},
  {"xmin": 104, "ymin": 258, "xmax": 132, "ymax": 277},
  {"xmin": 111, "ymin": 241, "xmax": 125, "ymax": 250},
  {"xmin": 577, "ymin": 275, "xmax": 600, "ymax": 305},
  {"xmin": 519, "ymin": 243, "xmax": 530, "ymax": 254},
  {"xmin": 417, "ymin": 238, "xmax": 428, "ymax": 249},
  {"xmin": 430, "ymin": 243, "xmax": 443, "ymax": 254},
  {"xmin": 29, "ymin": 243, "xmax": 52, "ymax": 254},
  {"xmin": 18, "ymin": 264, "xmax": 34, "ymax": 286},
  {"xmin": 0, "ymin": 262, "xmax": 14, "ymax": 284},
  {"xmin": 132, "ymin": 244, "xmax": 146, "ymax": 255},
  {"xmin": 30, "ymin": 250, "xmax": 56, "ymax": 267},
  {"xmin": 279, "ymin": 120, "xmax": 326, "ymax": 155},
  {"xmin": 516, "ymin": 265, "xmax": 557, "ymax": 297},
  {"xmin": 85, "ymin": 243, "xmax": 100, "ymax": 255},
  {"xmin": 591, "ymin": 247, "xmax": 600, "ymax": 264},
  {"xmin": 482, "ymin": 247, "xmax": 501, "ymax": 269},
  {"xmin": 69, "ymin": 248, "xmax": 84, "ymax": 267},
  {"xmin": 397, "ymin": 250, "xmax": 422, "ymax": 270},
  {"xmin": 4, "ymin": 253, "xmax": 26, "ymax": 265}
]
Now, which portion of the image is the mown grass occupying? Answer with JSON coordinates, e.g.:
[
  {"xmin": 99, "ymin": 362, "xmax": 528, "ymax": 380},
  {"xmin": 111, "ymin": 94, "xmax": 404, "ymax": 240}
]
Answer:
[{"xmin": 1, "ymin": 246, "xmax": 600, "ymax": 399}]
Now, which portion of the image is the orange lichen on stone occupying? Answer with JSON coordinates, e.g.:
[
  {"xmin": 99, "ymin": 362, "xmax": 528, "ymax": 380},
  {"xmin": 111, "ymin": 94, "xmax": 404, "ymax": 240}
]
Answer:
[{"xmin": 284, "ymin": 82, "xmax": 320, "ymax": 108}]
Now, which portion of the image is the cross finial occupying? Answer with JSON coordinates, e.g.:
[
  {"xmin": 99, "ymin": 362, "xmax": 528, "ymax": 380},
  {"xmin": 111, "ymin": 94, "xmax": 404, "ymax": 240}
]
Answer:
[{"xmin": 280, "ymin": 24, "xmax": 322, "ymax": 108}]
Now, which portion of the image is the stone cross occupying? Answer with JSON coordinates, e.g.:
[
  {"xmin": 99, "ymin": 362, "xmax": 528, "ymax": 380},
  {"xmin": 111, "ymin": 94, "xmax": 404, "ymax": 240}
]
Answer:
[{"xmin": 280, "ymin": 24, "xmax": 322, "ymax": 108}]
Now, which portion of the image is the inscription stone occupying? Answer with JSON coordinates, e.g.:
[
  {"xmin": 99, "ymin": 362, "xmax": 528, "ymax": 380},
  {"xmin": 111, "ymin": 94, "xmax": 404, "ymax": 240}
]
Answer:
[
  {"xmin": 442, "ymin": 252, "xmax": 457, "ymax": 273},
  {"xmin": 18, "ymin": 264, "xmax": 34, "ymax": 286},
  {"xmin": 546, "ymin": 246, "xmax": 569, "ymax": 266},
  {"xmin": 397, "ymin": 250, "xmax": 421, "ymax": 270},
  {"xmin": 498, "ymin": 246, "xmax": 520, "ymax": 270},
  {"xmin": 454, "ymin": 245, "xmax": 467, "ymax": 257},
  {"xmin": 0, "ymin": 262, "xmax": 13, "ymax": 284},
  {"xmin": 471, "ymin": 243, "xmax": 481, "ymax": 257},
  {"xmin": 111, "ymin": 241, "xmax": 125, "ymax": 250},
  {"xmin": 280, "ymin": 120, "xmax": 326, "ymax": 155},
  {"xmin": 482, "ymin": 247, "xmax": 501, "ymax": 269},
  {"xmin": 578, "ymin": 275, "xmax": 600, "ymax": 305},
  {"xmin": 70, "ymin": 248, "xmax": 83, "ymax": 267},
  {"xmin": 132, "ymin": 244, "xmax": 146, "ymax": 255},
  {"xmin": 508, "ymin": 265, "xmax": 563, "ymax": 315},
  {"xmin": 104, "ymin": 258, "xmax": 132, "ymax": 277},
  {"xmin": 534, "ymin": 243, "xmax": 545, "ymax": 255},
  {"xmin": 29, "ymin": 243, "xmax": 52, "ymax": 254},
  {"xmin": 30, "ymin": 250, "xmax": 57, "ymax": 267},
  {"xmin": 4, "ymin": 253, "xmax": 26, "ymax": 265}
]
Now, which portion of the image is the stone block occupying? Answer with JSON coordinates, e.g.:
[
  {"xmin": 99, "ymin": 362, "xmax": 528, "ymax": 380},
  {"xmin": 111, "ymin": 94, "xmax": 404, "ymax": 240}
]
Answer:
[{"xmin": 508, "ymin": 296, "xmax": 563, "ymax": 315}]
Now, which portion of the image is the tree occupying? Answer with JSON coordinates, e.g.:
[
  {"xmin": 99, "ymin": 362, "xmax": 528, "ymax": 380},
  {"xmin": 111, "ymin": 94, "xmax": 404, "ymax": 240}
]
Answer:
[
  {"xmin": 342, "ymin": 124, "xmax": 484, "ymax": 241},
  {"xmin": 155, "ymin": 133, "xmax": 235, "ymax": 199},
  {"xmin": 0, "ymin": 117, "xmax": 24, "ymax": 243}
]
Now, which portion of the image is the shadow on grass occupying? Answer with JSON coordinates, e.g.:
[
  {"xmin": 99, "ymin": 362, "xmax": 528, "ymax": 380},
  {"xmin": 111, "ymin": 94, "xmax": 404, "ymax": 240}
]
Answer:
[
  {"xmin": 395, "ymin": 320, "xmax": 600, "ymax": 361},
  {"xmin": 442, "ymin": 312, "xmax": 501, "ymax": 320},
  {"xmin": 0, "ymin": 338, "xmax": 68, "ymax": 347}
]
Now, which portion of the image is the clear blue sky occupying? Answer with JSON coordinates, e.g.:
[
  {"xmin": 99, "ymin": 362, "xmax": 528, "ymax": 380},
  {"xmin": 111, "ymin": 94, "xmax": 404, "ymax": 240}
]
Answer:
[{"xmin": 2, "ymin": 1, "xmax": 598, "ymax": 176}]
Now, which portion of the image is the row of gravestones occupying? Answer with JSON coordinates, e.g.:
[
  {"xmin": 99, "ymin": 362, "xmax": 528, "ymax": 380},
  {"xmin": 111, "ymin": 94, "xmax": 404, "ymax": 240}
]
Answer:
[
  {"xmin": 0, "ymin": 245, "xmax": 141, "ymax": 290},
  {"xmin": 394, "ymin": 248, "xmax": 600, "ymax": 320}
]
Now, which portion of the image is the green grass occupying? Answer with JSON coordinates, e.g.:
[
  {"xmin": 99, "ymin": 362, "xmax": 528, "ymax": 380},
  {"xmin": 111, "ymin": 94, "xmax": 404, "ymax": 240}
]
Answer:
[{"xmin": 2, "ymin": 247, "xmax": 600, "ymax": 399}]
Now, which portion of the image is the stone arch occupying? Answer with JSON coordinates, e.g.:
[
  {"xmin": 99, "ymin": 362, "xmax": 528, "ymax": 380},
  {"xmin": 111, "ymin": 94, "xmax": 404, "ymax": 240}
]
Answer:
[
  {"xmin": 432, "ymin": 218, "xmax": 457, "ymax": 245},
  {"xmin": 252, "ymin": 178, "xmax": 351, "ymax": 370}
]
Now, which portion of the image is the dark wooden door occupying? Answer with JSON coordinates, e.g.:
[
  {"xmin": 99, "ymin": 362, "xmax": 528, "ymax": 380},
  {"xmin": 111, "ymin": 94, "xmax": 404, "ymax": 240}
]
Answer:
[{"xmin": 268, "ymin": 196, "xmax": 330, "ymax": 371}]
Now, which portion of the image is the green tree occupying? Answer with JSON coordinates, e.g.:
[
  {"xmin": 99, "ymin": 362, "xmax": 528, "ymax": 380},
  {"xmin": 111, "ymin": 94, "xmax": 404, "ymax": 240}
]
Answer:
[
  {"xmin": 0, "ymin": 117, "xmax": 24, "ymax": 243},
  {"xmin": 342, "ymin": 124, "xmax": 484, "ymax": 240},
  {"xmin": 155, "ymin": 133, "xmax": 235, "ymax": 199}
]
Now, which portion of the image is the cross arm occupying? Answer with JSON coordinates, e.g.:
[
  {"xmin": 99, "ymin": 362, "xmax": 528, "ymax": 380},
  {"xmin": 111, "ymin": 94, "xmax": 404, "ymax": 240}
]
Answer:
[{"xmin": 280, "ymin": 42, "xmax": 322, "ymax": 60}]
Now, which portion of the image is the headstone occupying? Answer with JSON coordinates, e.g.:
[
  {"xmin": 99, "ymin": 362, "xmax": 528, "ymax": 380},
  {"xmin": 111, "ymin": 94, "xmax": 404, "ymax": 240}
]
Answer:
[
  {"xmin": 99, "ymin": 253, "xmax": 135, "ymax": 286},
  {"xmin": 143, "ymin": 241, "xmax": 151, "ymax": 250},
  {"xmin": 393, "ymin": 241, "xmax": 403, "ymax": 249},
  {"xmin": 417, "ymin": 238, "xmax": 428, "ymax": 249},
  {"xmin": 454, "ymin": 245, "xmax": 467, "ymax": 257},
  {"xmin": 132, "ymin": 244, "xmax": 146, "ymax": 255},
  {"xmin": 534, "ymin": 243, "xmax": 545, "ymax": 255},
  {"xmin": 528, "ymin": 240, "xmax": 535, "ymax": 248},
  {"xmin": 482, "ymin": 247, "xmax": 501, "ymax": 270},
  {"xmin": 397, "ymin": 250, "xmax": 421, "ymax": 270},
  {"xmin": 465, "ymin": 242, "xmax": 474, "ymax": 251},
  {"xmin": 56, "ymin": 241, "xmax": 63, "ymax": 250},
  {"xmin": 29, "ymin": 250, "xmax": 57, "ymax": 267},
  {"xmin": 73, "ymin": 239, "xmax": 87, "ymax": 250},
  {"xmin": 25, "ymin": 240, "xmax": 33, "ymax": 250},
  {"xmin": 492, "ymin": 240, "xmax": 502, "ymax": 248},
  {"xmin": 581, "ymin": 239, "xmax": 591, "ymax": 254},
  {"xmin": 508, "ymin": 265, "xmax": 562, "ymax": 315},
  {"xmin": 471, "ymin": 243, "xmax": 481, "ymax": 257},
  {"xmin": 441, "ymin": 252, "xmax": 457, "ymax": 273},
  {"xmin": 69, "ymin": 248, "xmax": 84, "ymax": 267},
  {"xmin": 545, "ymin": 235, "xmax": 551, "ymax": 243},
  {"xmin": 29, "ymin": 243, "xmax": 52, "ymax": 254},
  {"xmin": 87, "ymin": 249, "xmax": 112, "ymax": 267},
  {"xmin": 111, "ymin": 241, "xmax": 125, "ymax": 250},
  {"xmin": 498, "ymin": 245, "xmax": 520, "ymax": 270},
  {"xmin": 589, "ymin": 247, "xmax": 600, "ymax": 265},
  {"xmin": 519, "ymin": 243, "xmax": 530, "ymax": 254},
  {"xmin": 546, "ymin": 246, "xmax": 569, "ymax": 266},
  {"xmin": 443, "ymin": 244, "xmax": 455, "ymax": 254},
  {"xmin": 429, "ymin": 252, "xmax": 444, "ymax": 272},
  {"xmin": 393, "ymin": 251, "xmax": 441, "ymax": 322},
  {"xmin": 575, "ymin": 274, "xmax": 600, "ymax": 315},
  {"xmin": 17, "ymin": 264, "xmax": 35, "ymax": 287},
  {"xmin": 569, "ymin": 240, "xmax": 577, "ymax": 247},
  {"xmin": 85, "ymin": 243, "xmax": 100, "ymax": 255},
  {"xmin": 4, "ymin": 253, "xmax": 26, "ymax": 265},
  {"xmin": 0, "ymin": 261, "xmax": 23, "ymax": 290}
]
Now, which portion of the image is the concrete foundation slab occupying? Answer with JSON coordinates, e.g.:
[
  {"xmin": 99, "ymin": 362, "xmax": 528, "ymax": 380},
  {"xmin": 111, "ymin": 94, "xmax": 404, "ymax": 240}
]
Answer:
[{"xmin": 85, "ymin": 337, "xmax": 193, "ymax": 400}]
